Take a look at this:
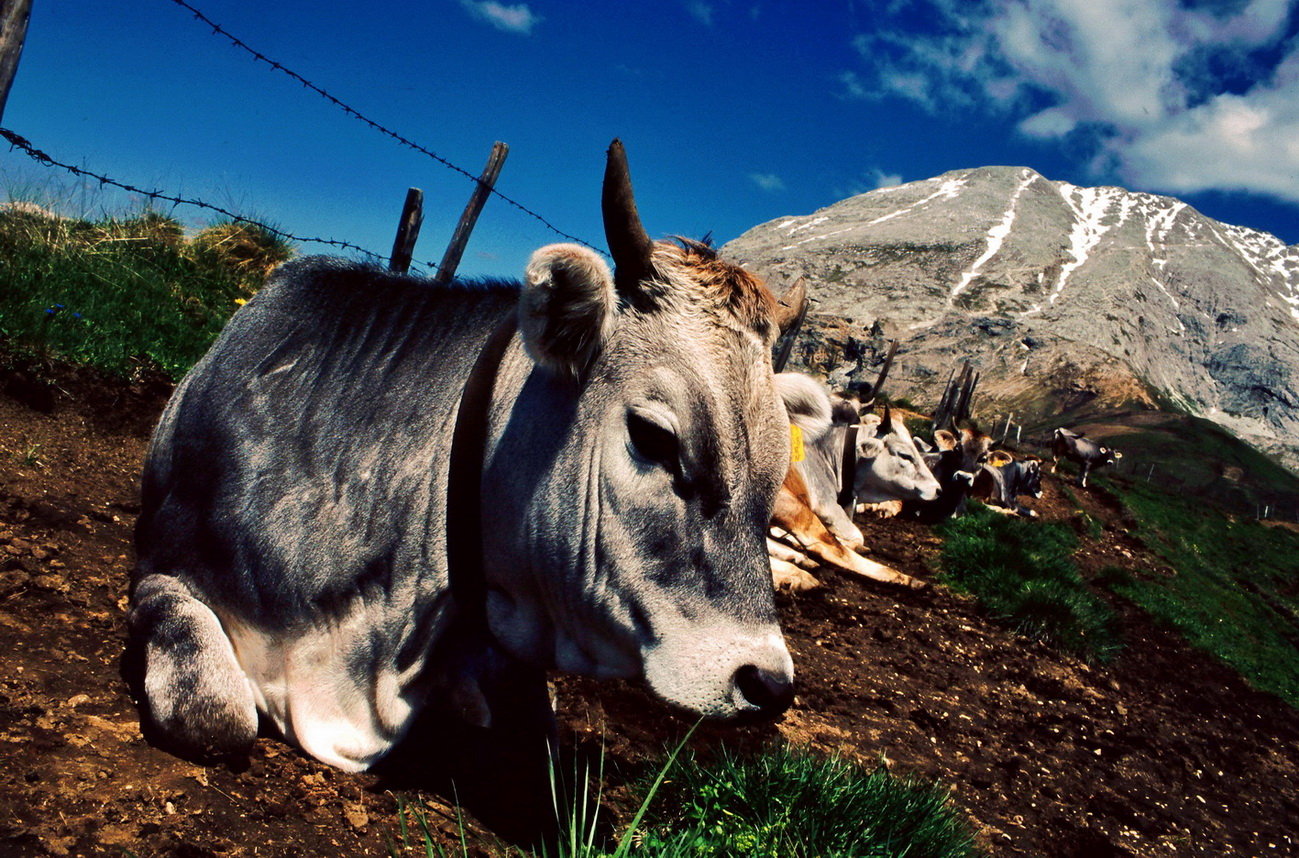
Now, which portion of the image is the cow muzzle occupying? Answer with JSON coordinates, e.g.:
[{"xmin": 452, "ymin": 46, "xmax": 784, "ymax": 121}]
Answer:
[
  {"xmin": 641, "ymin": 624, "xmax": 795, "ymax": 721},
  {"xmin": 734, "ymin": 663, "xmax": 796, "ymax": 721}
]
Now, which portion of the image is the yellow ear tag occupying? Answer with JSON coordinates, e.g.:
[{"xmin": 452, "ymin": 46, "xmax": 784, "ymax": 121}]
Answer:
[{"xmin": 790, "ymin": 424, "xmax": 805, "ymax": 463}]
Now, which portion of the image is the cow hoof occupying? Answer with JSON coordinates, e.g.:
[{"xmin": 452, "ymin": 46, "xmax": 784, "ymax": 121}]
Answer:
[
  {"xmin": 771, "ymin": 560, "xmax": 822, "ymax": 593},
  {"xmin": 907, "ymin": 577, "xmax": 928, "ymax": 590}
]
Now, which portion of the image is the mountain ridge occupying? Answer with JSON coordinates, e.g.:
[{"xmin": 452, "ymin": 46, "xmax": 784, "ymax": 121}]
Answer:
[{"xmin": 723, "ymin": 166, "xmax": 1299, "ymax": 474}]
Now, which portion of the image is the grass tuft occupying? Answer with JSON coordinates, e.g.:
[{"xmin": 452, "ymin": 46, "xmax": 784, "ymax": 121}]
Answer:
[
  {"xmin": 386, "ymin": 739, "xmax": 982, "ymax": 857},
  {"xmin": 635, "ymin": 744, "xmax": 982, "ymax": 858}
]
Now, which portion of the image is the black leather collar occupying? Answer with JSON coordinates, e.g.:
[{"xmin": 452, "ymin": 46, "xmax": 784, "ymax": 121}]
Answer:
[
  {"xmin": 836, "ymin": 423, "xmax": 859, "ymax": 509},
  {"xmin": 445, "ymin": 310, "xmax": 520, "ymax": 624}
]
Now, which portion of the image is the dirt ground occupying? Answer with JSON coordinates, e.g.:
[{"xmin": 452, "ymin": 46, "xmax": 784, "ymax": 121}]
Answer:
[{"xmin": 1, "ymin": 366, "xmax": 1297, "ymax": 858}]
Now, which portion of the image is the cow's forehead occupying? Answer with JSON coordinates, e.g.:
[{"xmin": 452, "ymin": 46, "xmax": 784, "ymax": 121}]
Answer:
[{"xmin": 641, "ymin": 241, "xmax": 778, "ymax": 342}]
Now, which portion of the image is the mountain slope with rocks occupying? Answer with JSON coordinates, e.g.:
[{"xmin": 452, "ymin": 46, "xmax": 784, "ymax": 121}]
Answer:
[{"xmin": 723, "ymin": 167, "xmax": 1299, "ymax": 473}]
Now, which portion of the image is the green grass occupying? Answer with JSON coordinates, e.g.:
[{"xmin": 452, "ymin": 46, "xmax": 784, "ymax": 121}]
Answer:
[
  {"xmin": 937, "ymin": 503, "xmax": 1122, "ymax": 663},
  {"xmin": 1102, "ymin": 480, "xmax": 1299, "ymax": 705},
  {"xmin": 635, "ymin": 745, "xmax": 982, "ymax": 858},
  {"xmin": 0, "ymin": 204, "xmax": 292, "ymax": 380},
  {"xmin": 387, "ymin": 741, "xmax": 982, "ymax": 858}
]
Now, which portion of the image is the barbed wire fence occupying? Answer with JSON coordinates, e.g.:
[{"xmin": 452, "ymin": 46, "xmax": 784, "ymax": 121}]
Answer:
[
  {"xmin": 161, "ymin": 0, "xmax": 602, "ymax": 256},
  {"xmin": 0, "ymin": 0, "xmax": 605, "ymax": 280},
  {"xmin": 0, "ymin": 127, "xmax": 399, "ymax": 262}
]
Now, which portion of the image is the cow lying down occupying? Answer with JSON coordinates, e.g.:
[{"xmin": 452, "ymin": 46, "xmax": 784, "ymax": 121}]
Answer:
[
  {"xmin": 128, "ymin": 142, "xmax": 799, "ymax": 772},
  {"xmin": 766, "ymin": 373, "xmax": 935, "ymax": 592},
  {"xmin": 971, "ymin": 451, "xmax": 1043, "ymax": 517}
]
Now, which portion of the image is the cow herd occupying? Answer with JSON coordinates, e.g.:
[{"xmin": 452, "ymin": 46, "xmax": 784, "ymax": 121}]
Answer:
[
  {"xmin": 124, "ymin": 140, "xmax": 1124, "ymax": 783},
  {"xmin": 761, "ymin": 370, "xmax": 1119, "ymax": 593}
]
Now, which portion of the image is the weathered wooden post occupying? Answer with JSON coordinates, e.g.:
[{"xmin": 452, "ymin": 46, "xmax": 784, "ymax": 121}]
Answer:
[
  {"xmin": 771, "ymin": 276, "xmax": 807, "ymax": 373},
  {"xmin": 0, "ymin": 0, "xmax": 32, "ymax": 125},
  {"xmin": 388, "ymin": 187, "xmax": 424, "ymax": 273},
  {"xmin": 863, "ymin": 339, "xmax": 898, "ymax": 404},
  {"xmin": 432, "ymin": 141, "xmax": 509, "ymax": 287}
]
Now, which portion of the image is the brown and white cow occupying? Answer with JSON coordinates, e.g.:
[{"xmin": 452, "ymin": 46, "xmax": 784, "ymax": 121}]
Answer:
[{"xmin": 767, "ymin": 373, "xmax": 932, "ymax": 591}]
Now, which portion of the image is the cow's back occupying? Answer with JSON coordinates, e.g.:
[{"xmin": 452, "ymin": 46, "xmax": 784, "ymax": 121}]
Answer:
[
  {"xmin": 133, "ymin": 257, "xmax": 519, "ymax": 768},
  {"xmin": 140, "ymin": 257, "xmax": 515, "ymax": 606}
]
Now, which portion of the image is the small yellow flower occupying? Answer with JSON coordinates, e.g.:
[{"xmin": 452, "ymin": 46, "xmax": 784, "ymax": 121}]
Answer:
[{"xmin": 234, "ymin": 298, "xmax": 248, "ymax": 306}]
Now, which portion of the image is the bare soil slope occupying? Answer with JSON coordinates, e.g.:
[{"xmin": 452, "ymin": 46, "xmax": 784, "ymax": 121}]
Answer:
[{"xmin": 0, "ymin": 371, "xmax": 1296, "ymax": 857}]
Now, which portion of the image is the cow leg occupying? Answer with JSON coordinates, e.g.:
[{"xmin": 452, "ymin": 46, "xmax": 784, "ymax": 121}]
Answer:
[
  {"xmin": 796, "ymin": 537, "xmax": 924, "ymax": 590},
  {"xmin": 770, "ymin": 557, "xmax": 822, "ymax": 592},
  {"xmin": 767, "ymin": 536, "xmax": 820, "ymax": 571},
  {"xmin": 1078, "ymin": 464, "xmax": 1090, "ymax": 487},
  {"xmin": 1050, "ymin": 456, "xmax": 1059, "ymax": 474},
  {"xmin": 128, "ymin": 574, "xmax": 258, "ymax": 760}
]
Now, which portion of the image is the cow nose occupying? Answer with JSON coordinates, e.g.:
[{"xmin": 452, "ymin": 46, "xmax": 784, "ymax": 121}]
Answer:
[{"xmin": 734, "ymin": 664, "xmax": 795, "ymax": 718}]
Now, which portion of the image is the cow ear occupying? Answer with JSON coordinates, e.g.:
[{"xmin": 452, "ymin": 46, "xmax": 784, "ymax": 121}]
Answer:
[
  {"xmin": 933, "ymin": 429, "xmax": 958, "ymax": 452},
  {"xmin": 520, "ymin": 244, "xmax": 616, "ymax": 379},
  {"xmin": 988, "ymin": 450, "xmax": 1014, "ymax": 468},
  {"xmin": 857, "ymin": 435, "xmax": 886, "ymax": 459}
]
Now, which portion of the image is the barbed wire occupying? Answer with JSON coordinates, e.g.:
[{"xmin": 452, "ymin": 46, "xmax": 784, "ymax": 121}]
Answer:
[
  {"xmin": 0, "ymin": 127, "xmax": 453, "ymax": 275},
  {"xmin": 165, "ymin": 0, "xmax": 604, "ymax": 256}
]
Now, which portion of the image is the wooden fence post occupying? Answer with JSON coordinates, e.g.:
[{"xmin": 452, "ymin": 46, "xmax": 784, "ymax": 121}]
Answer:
[
  {"xmin": 432, "ymin": 141, "xmax": 509, "ymax": 287},
  {"xmin": 389, "ymin": 187, "xmax": 424, "ymax": 273},
  {"xmin": 0, "ymin": 0, "xmax": 32, "ymax": 125}
]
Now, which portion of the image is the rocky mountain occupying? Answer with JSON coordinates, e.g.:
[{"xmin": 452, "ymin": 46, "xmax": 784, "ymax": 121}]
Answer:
[{"xmin": 722, "ymin": 167, "xmax": 1299, "ymax": 474}]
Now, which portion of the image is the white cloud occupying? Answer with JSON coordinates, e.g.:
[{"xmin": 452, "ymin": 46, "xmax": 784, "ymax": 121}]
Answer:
[
  {"xmin": 459, "ymin": 0, "xmax": 541, "ymax": 34},
  {"xmin": 1120, "ymin": 60, "xmax": 1299, "ymax": 196},
  {"xmin": 750, "ymin": 173, "xmax": 786, "ymax": 192},
  {"xmin": 871, "ymin": 169, "xmax": 904, "ymax": 190},
  {"xmin": 846, "ymin": 0, "xmax": 1299, "ymax": 203},
  {"xmin": 687, "ymin": 2, "xmax": 715, "ymax": 26}
]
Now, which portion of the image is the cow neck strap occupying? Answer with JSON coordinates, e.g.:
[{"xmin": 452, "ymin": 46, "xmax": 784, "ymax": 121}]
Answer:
[
  {"xmin": 836, "ymin": 424, "xmax": 859, "ymax": 508},
  {"xmin": 445, "ymin": 309, "xmax": 520, "ymax": 624}
]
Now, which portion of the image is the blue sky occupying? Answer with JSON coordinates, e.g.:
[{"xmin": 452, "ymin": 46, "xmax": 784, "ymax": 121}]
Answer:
[{"xmin": 5, "ymin": 0, "xmax": 1298, "ymax": 279}]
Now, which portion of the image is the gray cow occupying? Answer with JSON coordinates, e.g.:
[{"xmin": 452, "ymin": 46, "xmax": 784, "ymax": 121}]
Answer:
[
  {"xmin": 1051, "ymin": 427, "xmax": 1123, "ymax": 487},
  {"xmin": 129, "ymin": 141, "xmax": 797, "ymax": 773},
  {"xmin": 972, "ymin": 451, "xmax": 1044, "ymax": 516},
  {"xmin": 854, "ymin": 407, "xmax": 942, "ymax": 508}
]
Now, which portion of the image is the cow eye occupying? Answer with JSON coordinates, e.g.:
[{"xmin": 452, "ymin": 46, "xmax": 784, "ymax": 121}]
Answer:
[{"xmin": 627, "ymin": 410, "xmax": 679, "ymax": 470}]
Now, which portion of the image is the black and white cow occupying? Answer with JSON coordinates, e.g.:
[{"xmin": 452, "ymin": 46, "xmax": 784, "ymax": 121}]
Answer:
[
  {"xmin": 129, "ymin": 141, "xmax": 798, "ymax": 772},
  {"xmin": 972, "ymin": 451, "xmax": 1044, "ymax": 517},
  {"xmin": 1051, "ymin": 427, "xmax": 1123, "ymax": 487}
]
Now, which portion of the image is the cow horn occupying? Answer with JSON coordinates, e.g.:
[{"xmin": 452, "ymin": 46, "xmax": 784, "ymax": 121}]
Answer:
[
  {"xmin": 602, "ymin": 139, "xmax": 654, "ymax": 292},
  {"xmin": 878, "ymin": 404, "xmax": 893, "ymax": 436},
  {"xmin": 772, "ymin": 277, "xmax": 808, "ymax": 335}
]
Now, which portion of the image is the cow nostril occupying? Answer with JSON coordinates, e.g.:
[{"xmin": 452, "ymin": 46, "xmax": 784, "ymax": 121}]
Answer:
[{"xmin": 735, "ymin": 664, "xmax": 794, "ymax": 717}]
